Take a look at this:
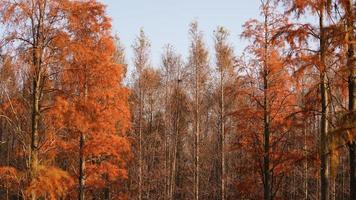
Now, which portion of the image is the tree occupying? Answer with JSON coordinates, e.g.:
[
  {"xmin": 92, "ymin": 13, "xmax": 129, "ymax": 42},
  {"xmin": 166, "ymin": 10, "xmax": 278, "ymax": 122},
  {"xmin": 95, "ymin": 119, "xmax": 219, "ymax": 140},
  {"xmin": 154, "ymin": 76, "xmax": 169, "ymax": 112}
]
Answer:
[
  {"xmin": 0, "ymin": 0, "xmax": 75, "ymax": 198},
  {"xmin": 214, "ymin": 26, "xmax": 235, "ymax": 200},
  {"xmin": 161, "ymin": 45, "xmax": 185, "ymax": 200},
  {"xmin": 278, "ymin": 1, "xmax": 340, "ymax": 199},
  {"xmin": 342, "ymin": 0, "xmax": 356, "ymax": 198},
  {"xmin": 131, "ymin": 29, "xmax": 151, "ymax": 200},
  {"xmin": 187, "ymin": 21, "xmax": 209, "ymax": 200},
  {"xmin": 52, "ymin": 1, "xmax": 131, "ymax": 199},
  {"xmin": 241, "ymin": 1, "xmax": 297, "ymax": 199}
]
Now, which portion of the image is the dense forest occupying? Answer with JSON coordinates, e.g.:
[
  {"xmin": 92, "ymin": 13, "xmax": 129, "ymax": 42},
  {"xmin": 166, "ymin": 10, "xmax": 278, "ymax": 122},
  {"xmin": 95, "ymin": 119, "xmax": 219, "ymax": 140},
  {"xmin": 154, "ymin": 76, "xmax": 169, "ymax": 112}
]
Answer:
[{"xmin": 0, "ymin": 0, "xmax": 355, "ymax": 199}]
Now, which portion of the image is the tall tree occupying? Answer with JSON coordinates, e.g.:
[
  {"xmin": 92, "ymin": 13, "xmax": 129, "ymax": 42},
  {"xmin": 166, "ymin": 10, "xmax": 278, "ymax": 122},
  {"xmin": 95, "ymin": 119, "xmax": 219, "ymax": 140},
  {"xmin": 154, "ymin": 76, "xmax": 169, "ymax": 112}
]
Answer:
[
  {"xmin": 214, "ymin": 26, "xmax": 235, "ymax": 200},
  {"xmin": 0, "ymin": 0, "xmax": 75, "ymax": 198},
  {"xmin": 241, "ymin": 1, "xmax": 296, "ymax": 199},
  {"xmin": 132, "ymin": 29, "xmax": 151, "ymax": 200},
  {"xmin": 187, "ymin": 21, "xmax": 209, "ymax": 200},
  {"xmin": 278, "ymin": 1, "xmax": 336, "ymax": 199},
  {"xmin": 161, "ymin": 45, "xmax": 185, "ymax": 200},
  {"xmin": 51, "ymin": 1, "xmax": 131, "ymax": 199},
  {"xmin": 343, "ymin": 0, "xmax": 356, "ymax": 198}
]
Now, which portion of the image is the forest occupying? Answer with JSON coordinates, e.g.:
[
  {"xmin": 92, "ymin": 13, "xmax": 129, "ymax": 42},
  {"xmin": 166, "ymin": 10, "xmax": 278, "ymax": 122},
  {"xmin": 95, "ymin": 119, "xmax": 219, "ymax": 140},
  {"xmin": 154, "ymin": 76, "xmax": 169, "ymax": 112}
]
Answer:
[{"xmin": 0, "ymin": 0, "xmax": 355, "ymax": 199}]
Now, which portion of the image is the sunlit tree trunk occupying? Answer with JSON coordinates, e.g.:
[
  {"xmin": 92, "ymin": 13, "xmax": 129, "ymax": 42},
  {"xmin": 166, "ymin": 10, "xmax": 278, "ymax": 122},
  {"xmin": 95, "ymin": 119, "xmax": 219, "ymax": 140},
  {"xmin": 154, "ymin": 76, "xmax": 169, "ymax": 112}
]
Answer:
[
  {"xmin": 262, "ymin": 12, "xmax": 271, "ymax": 200},
  {"xmin": 79, "ymin": 82, "xmax": 88, "ymax": 200},
  {"xmin": 29, "ymin": 2, "xmax": 46, "ymax": 200},
  {"xmin": 319, "ymin": 4, "xmax": 329, "ymax": 200}
]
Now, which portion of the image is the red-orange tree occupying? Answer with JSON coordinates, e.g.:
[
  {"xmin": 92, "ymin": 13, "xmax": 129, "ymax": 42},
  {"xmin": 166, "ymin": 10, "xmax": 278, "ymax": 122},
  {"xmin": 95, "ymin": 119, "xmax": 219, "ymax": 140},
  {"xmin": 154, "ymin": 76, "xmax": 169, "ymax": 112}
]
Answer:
[
  {"xmin": 0, "ymin": 0, "xmax": 75, "ymax": 199},
  {"xmin": 239, "ymin": 1, "xmax": 298, "ymax": 199},
  {"xmin": 0, "ymin": 0, "xmax": 131, "ymax": 199}
]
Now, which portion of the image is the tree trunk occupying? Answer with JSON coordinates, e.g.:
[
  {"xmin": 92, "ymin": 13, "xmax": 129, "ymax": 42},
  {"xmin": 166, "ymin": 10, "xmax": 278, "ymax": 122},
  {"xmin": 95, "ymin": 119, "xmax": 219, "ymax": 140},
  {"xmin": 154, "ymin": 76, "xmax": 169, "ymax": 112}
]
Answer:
[
  {"xmin": 30, "ymin": 77, "xmax": 40, "ymax": 178},
  {"xmin": 304, "ymin": 119, "xmax": 308, "ymax": 200},
  {"xmin": 320, "ymin": 60, "xmax": 329, "ymax": 200},
  {"xmin": 319, "ymin": 3, "xmax": 330, "ymax": 199},
  {"xmin": 79, "ymin": 82, "xmax": 88, "ymax": 200},
  {"xmin": 78, "ymin": 132, "xmax": 85, "ymax": 200},
  {"xmin": 169, "ymin": 84, "xmax": 180, "ymax": 200},
  {"xmin": 262, "ymin": 12, "xmax": 271, "ymax": 200},
  {"xmin": 30, "ymin": 26, "xmax": 43, "ymax": 200},
  {"xmin": 220, "ymin": 63, "xmax": 226, "ymax": 200},
  {"xmin": 138, "ymin": 84, "xmax": 143, "ymax": 200},
  {"xmin": 104, "ymin": 187, "xmax": 110, "ymax": 200},
  {"xmin": 345, "ymin": 0, "xmax": 356, "ymax": 199},
  {"xmin": 263, "ymin": 73, "xmax": 271, "ymax": 200},
  {"xmin": 350, "ymin": 143, "xmax": 356, "ymax": 199},
  {"xmin": 164, "ymin": 79, "xmax": 169, "ymax": 200},
  {"xmin": 194, "ymin": 58, "xmax": 200, "ymax": 200}
]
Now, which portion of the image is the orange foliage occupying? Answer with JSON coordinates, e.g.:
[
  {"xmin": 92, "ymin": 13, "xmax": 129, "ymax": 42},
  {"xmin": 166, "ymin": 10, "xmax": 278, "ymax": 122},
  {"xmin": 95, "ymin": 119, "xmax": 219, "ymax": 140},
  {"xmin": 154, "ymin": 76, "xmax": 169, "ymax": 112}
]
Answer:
[
  {"xmin": 0, "ymin": 0, "xmax": 131, "ymax": 198},
  {"xmin": 0, "ymin": 167, "xmax": 20, "ymax": 190},
  {"xmin": 49, "ymin": 0, "xmax": 131, "ymax": 195},
  {"xmin": 237, "ymin": 1, "xmax": 299, "ymax": 198},
  {"xmin": 26, "ymin": 166, "xmax": 74, "ymax": 200}
]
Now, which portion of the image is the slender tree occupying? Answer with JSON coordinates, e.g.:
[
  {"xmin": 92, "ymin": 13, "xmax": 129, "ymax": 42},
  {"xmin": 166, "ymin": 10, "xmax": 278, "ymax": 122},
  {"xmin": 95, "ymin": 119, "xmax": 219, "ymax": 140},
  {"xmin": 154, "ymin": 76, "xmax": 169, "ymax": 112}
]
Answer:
[
  {"xmin": 343, "ymin": 0, "xmax": 356, "ymax": 198},
  {"xmin": 132, "ymin": 29, "xmax": 151, "ymax": 200},
  {"xmin": 214, "ymin": 26, "xmax": 235, "ymax": 200},
  {"xmin": 187, "ymin": 21, "xmax": 209, "ymax": 200}
]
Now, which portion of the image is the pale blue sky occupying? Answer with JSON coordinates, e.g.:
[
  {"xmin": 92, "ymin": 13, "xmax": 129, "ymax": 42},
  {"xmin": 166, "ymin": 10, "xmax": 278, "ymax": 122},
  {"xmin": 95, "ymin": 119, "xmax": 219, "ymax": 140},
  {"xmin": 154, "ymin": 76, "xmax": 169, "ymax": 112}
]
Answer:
[{"xmin": 100, "ymin": 0, "xmax": 261, "ymax": 66}]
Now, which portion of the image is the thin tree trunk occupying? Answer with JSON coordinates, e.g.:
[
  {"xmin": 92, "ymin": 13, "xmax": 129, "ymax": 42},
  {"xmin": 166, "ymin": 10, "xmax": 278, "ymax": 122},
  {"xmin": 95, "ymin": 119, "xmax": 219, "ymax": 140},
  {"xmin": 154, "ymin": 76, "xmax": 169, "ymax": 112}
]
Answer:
[
  {"xmin": 220, "ymin": 61, "xmax": 226, "ymax": 200},
  {"xmin": 138, "ymin": 82, "xmax": 143, "ymax": 200},
  {"xmin": 304, "ymin": 119, "xmax": 308, "ymax": 200},
  {"xmin": 350, "ymin": 144, "xmax": 356, "ymax": 199},
  {"xmin": 262, "ymin": 11, "xmax": 271, "ymax": 200},
  {"xmin": 104, "ymin": 187, "xmax": 110, "ymax": 200},
  {"xmin": 341, "ymin": 155, "xmax": 345, "ymax": 200},
  {"xmin": 320, "ymin": 62, "xmax": 329, "ymax": 200},
  {"xmin": 345, "ymin": 0, "xmax": 356, "ymax": 199},
  {"xmin": 30, "ymin": 75, "xmax": 40, "ymax": 180},
  {"xmin": 263, "ymin": 73, "xmax": 271, "ymax": 200},
  {"xmin": 29, "ymin": 3, "xmax": 48, "ymax": 199},
  {"xmin": 170, "ymin": 69, "xmax": 181, "ymax": 200},
  {"xmin": 194, "ymin": 57, "xmax": 200, "ymax": 200},
  {"xmin": 79, "ymin": 83, "xmax": 88, "ymax": 200},
  {"xmin": 169, "ymin": 117, "xmax": 178, "ymax": 200},
  {"xmin": 164, "ymin": 78, "xmax": 169, "ymax": 200},
  {"xmin": 319, "ymin": 3, "xmax": 329, "ymax": 199},
  {"xmin": 78, "ymin": 132, "xmax": 85, "ymax": 200},
  {"xmin": 30, "ymin": 15, "xmax": 44, "ymax": 200}
]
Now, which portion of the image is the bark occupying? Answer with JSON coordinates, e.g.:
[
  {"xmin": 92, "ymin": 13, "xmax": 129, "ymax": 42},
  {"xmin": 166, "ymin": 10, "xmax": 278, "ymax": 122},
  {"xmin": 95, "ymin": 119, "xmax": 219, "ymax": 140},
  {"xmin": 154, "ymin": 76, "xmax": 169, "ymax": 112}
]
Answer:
[
  {"xmin": 30, "ymin": 3, "xmax": 46, "ymax": 199},
  {"xmin": 30, "ymin": 76, "xmax": 41, "ymax": 178},
  {"xmin": 194, "ymin": 55, "xmax": 200, "ymax": 200},
  {"xmin": 345, "ymin": 0, "xmax": 356, "ymax": 199},
  {"xmin": 304, "ymin": 119, "xmax": 308, "ymax": 200},
  {"xmin": 350, "ymin": 143, "xmax": 356, "ymax": 200},
  {"xmin": 263, "ymin": 72, "xmax": 271, "ymax": 200},
  {"xmin": 319, "ymin": 4, "xmax": 329, "ymax": 200},
  {"xmin": 78, "ymin": 132, "xmax": 85, "ymax": 200},
  {"xmin": 262, "ymin": 11, "xmax": 271, "ymax": 200},
  {"xmin": 104, "ymin": 188, "xmax": 110, "ymax": 200},
  {"xmin": 164, "ymin": 78, "xmax": 169, "ymax": 200},
  {"xmin": 79, "ymin": 84, "xmax": 88, "ymax": 200},
  {"xmin": 169, "ymin": 84, "xmax": 180, "ymax": 200},
  {"xmin": 138, "ymin": 81, "xmax": 143, "ymax": 200},
  {"xmin": 220, "ymin": 60, "xmax": 226, "ymax": 200}
]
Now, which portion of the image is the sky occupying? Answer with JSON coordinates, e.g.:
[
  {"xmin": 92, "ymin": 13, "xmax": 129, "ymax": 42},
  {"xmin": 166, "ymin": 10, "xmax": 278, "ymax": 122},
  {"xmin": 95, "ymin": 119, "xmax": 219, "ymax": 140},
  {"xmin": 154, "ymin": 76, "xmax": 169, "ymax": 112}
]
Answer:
[{"xmin": 100, "ymin": 0, "xmax": 261, "ymax": 66}]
